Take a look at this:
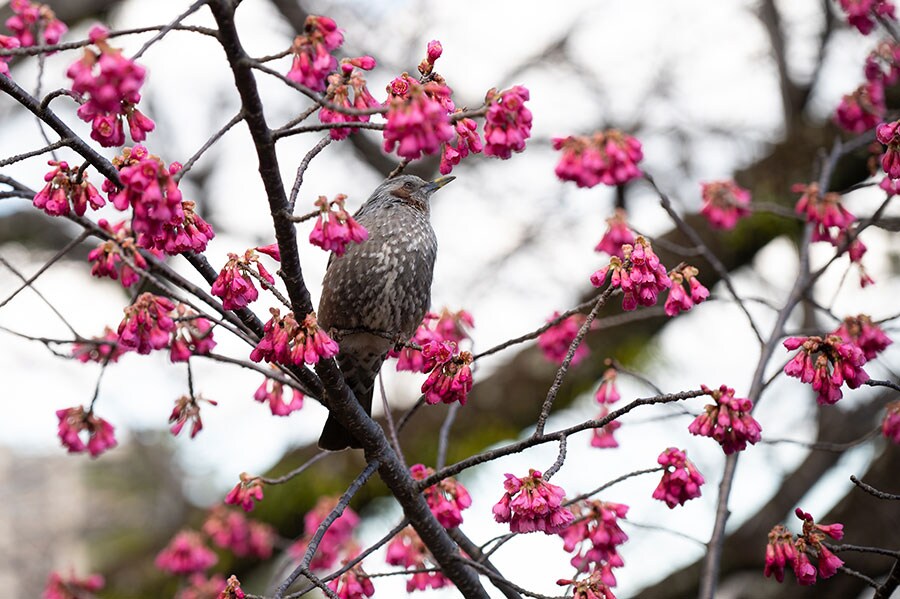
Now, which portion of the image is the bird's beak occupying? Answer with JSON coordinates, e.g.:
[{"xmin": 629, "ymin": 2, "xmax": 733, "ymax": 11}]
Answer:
[{"xmin": 423, "ymin": 175, "xmax": 456, "ymax": 194}]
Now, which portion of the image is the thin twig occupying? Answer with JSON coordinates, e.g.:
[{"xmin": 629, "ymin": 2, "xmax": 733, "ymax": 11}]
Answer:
[{"xmin": 850, "ymin": 475, "xmax": 900, "ymax": 500}]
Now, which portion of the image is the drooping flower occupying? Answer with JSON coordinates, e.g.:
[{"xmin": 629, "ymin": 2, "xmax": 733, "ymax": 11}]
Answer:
[
  {"xmin": 882, "ymin": 400, "xmax": 900, "ymax": 443},
  {"xmin": 117, "ymin": 292, "xmax": 176, "ymax": 355},
  {"xmin": 71, "ymin": 326, "xmax": 127, "ymax": 364},
  {"xmin": 560, "ymin": 500, "xmax": 629, "ymax": 574},
  {"xmin": 169, "ymin": 304, "xmax": 216, "ymax": 362},
  {"xmin": 390, "ymin": 308, "xmax": 473, "ymax": 372},
  {"xmin": 211, "ymin": 248, "xmax": 276, "ymax": 311},
  {"xmin": 386, "ymin": 527, "xmax": 452, "ymax": 592},
  {"xmin": 440, "ymin": 115, "xmax": 483, "ymax": 174},
  {"xmin": 483, "ymin": 85, "xmax": 532, "ymax": 159},
  {"xmin": 383, "ymin": 78, "xmax": 455, "ymax": 160},
  {"xmin": 419, "ymin": 340, "xmax": 473, "ymax": 405},
  {"xmin": 664, "ymin": 265, "xmax": 709, "ymax": 317},
  {"xmin": 591, "ymin": 405, "xmax": 622, "ymax": 449},
  {"xmin": 792, "ymin": 182, "xmax": 856, "ymax": 244},
  {"xmin": 595, "ymin": 368, "xmax": 620, "ymax": 404},
  {"xmin": 865, "ymin": 40, "xmax": 900, "ymax": 85},
  {"xmin": 6, "ymin": 0, "xmax": 67, "ymax": 48},
  {"xmin": 410, "ymin": 464, "xmax": 472, "ymax": 528},
  {"xmin": 652, "ymin": 447, "xmax": 704, "ymax": 508},
  {"xmin": 286, "ymin": 15, "xmax": 343, "ymax": 92},
  {"xmin": 328, "ymin": 560, "xmax": 375, "ymax": 599},
  {"xmin": 557, "ymin": 570, "xmax": 618, "ymax": 599},
  {"xmin": 492, "ymin": 469, "xmax": 575, "ymax": 534},
  {"xmin": 319, "ymin": 65, "xmax": 380, "ymax": 140},
  {"xmin": 56, "ymin": 406, "xmax": 117, "ymax": 457},
  {"xmin": 309, "ymin": 194, "xmax": 369, "ymax": 255},
  {"xmin": 688, "ymin": 384, "xmax": 762, "ymax": 454},
  {"xmin": 783, "ymin": 334, "xmax": 869, "ymax": 405},
  {"xmin": 591, "ymin": 236, "xmax": 672, "ymax": 311},
  {"xmin": 538, "ymin": 312, "xmax": 590, "ymax": 366},
  {"xmin": 764, "ymin": 509, "xmax": 844, "ymax": 586},
  {"xmin": 250, "ymin": 309, "xmax": 339, "ymax": 366},
  {"xmin": 700, "ymin": 180, "xmax": 752, "ymax": 230},
  {"xmin": 202, "ymin": 506, "xmax": 275, "ymax": 559},
  {"xmin": 43, "ymin": 570, "xmax": 104, "ymax": 599},
  {"xmin": 595, "ymin": 209, "xmax": 635, "ymax": 258},
  {"xmin": 169, "ymin": 394, "xmax": 217, "ymax": 439},
  {"xmin": 32, "ymin": 160, "xmax": 105, "ymax": 217},
  {"xmin": 553, "ymin": 130, "xmax": 643, "ymax": 187},
  {"xmin": 0, "ymin": 35, "xmax": 20, "ymax": 77},
  {"xmin": 290, "ymin": 496, "xmax": 360, "ymax": 571},
  {"xmin": 834, "ymin": 81, "xmax": 885, "ymax": 133},
  {"xmin": 87, "ymin": 219, "xmax": 148, "ymax": 288},
  {"xmin": 876, "ymin": 119, "xmax": 900, "ymax": 178},
  {"xmin": 831, "ymin": 314, "xmax": 892, "ymax": 360},
  {"xmin": 253, "ymin": 373, "xmax": 305, "ymax": 416},
  {"xmin": 158, "ymin": 198, "xmax": 215, "ymax": 255},
  {"xmin": 155, "ymin": 530, "xmax": 218, "ymax": 575},
  {"xmin": 838, "ymin": 0, "xmax": 896, "ymax": 34},
  {"xmin": 225, "ymin": 473, "xmax": 265, "ymax": 512}
]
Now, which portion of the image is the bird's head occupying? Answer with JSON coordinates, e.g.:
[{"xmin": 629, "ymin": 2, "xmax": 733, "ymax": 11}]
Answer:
[{"xmin": 374, "ymin": 174, "xmax": 455, "ymax": 213}]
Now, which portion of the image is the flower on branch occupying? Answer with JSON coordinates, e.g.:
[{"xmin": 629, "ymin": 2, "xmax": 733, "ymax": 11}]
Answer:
[
  {"xmin": 876, "ymin": 119, "xmax": 900, "ymax": 178},
  {"xmin": 202, "ymin": 505, "xmax": 275, "ymax": 559},
  {"xmin": 591, "ymin": 405, "xmax": 621, "ymax": 449},
  {"xmin": 0, "ymin": 35, "xmax": 19, "ymax": 77},
  {"xmin": 410, "ymin": 463, "xmax": 472, "ymax": 528},
  {"xmin": 492, "ymin": 469, "xmax": 575, "ymax": 534},
  {"xmin": 319, "ymin": 64, "xmax": 380, "ymax": 140},
  {"xmin": 838, "ymin": 0, "xmax": 896, "ymax": 35},
  {"xmin": 557, "ymin": 569, "xmax": 618, "ymax": 599},
  {"xmin": 688, "ymin": 384, "xmax": 761, "ymax": 454},
  {"xmin": 43, "ymin": 570, "xmax": 104, "ymax": 599},
  {"xmin": 287, "ymin": 15, "xmax": 343, "ymax": 92},
  {"xmin": 591, "ymin": 236, "xmax": 672, "ymax": 311},
  {"xmin": 664, "ymin": 265, "xmax": 709, "ymax": 317},
  {"xmin": 553, "ymin": 129, "xmax": 643, "ymax": 187},
  {"xmin": 783, "ymin": 334, "xmax": 869, "ymax": 405},
  {"xmin": 33, "ymin": 160, "xmax": 105, "ymax": 217},
  {"xmin": 72, "ymin": 326, "xmax": 127, "ymax": 364},
  {"xmin": 560, "ymin": 499, "xmax": 629, "ymax": 575},
  {"xmin": 882, "ymin": 400, "xmax": 900, "ymax": 443},
  {"xmin": 699, "ymin": 180, "xmax": 751, "ymax": 230},
  {"xmin": 117, "ymin": 292, "xmax": 176, "ymax": 355},
  {"xmin": 865, "ymin": 40, "xmax": 900, "ymax": 85},
  {"xmin": 289, "ymin": 496, "xmax": 360, "ymax": 571},
  {"xmin": 6, "ymin": 0, "xmax": 67, "ymax": 48},
  {"xmin": 309, "ymin": 193, "xmax": 369, "ymax": 255},
  {"xmin": 440, "ymin": 114, "xmax": 483, "ymax": 174},
  {"xmin": 386, "ymin": 527, "xmax": 452, "ymax": 593},
  {"xmin": 538, "ymin": 312, "xmax": 590, "ymax": 366},
  {"xmin": 169, "ymin": 394, "xmax": 217, "ymax": 439},
  {"xmin": 250, "ymin": 309, "xmax": 339, "ymax": 366},
  {"xmin": 834, "ymin": 81, "xmax": 885, "ymax": 133},
  {"xmin": 764, "ymin": 508, "xmax": 844, "ymax": 585},
  {"xmin": 169, "ymin": 304, "xmax": 216, "ymax": 362},
  {"xmin": 328, "ymin": 558, "xmax": 375, "ymax": 599},
  {"xmin": 390, "ymin": 308, "xmax": 474, "ymax": 373},
  {"xmin": 383, "ymin": 77, "xmax": 455, "ymax": 160},
  {"xmin": 595, "ymin": 209, "xmax": 635, "ymax": 258},
  {"xmin": 253, "ymin": 372, "xmax": 304, "ymax": 416},
  {"xmin": 791, "ymin": 182, "xmax": 855, "ymax": 245},
  {"xmin": 483, "ymin": 85, "xmax": 532, "ymax": 159},
  {"xmin": 831, "ymin": 314, "xmax": 892, "ymax": 360},
  {"xmin": 154, "ymin": 530, "xmax": 217, "ymax": 576},
  {"xmin": 420, "ymin": 339, "xmax": 473, "ymax": 405},
  {"xmin": 87, "ymin": 219, "xmax": 149, "ymax": 288},
  {"xmin": 211, "ymin": 248, "xmax": 276, "ymax": 311},
  {"xmin": 225, "ymin": 472, "xmax": 264, "ymax": 512},
  {"xmin": 595, "ymin": 368, "xmax": 620, "ymax": 405},
  {"xmin": 652, "ymin": 447, "xmax": 704, "ymax": 508},
  {"xmin": 56, "ymin": 406, "xmax": 117, "ymax": 457}
]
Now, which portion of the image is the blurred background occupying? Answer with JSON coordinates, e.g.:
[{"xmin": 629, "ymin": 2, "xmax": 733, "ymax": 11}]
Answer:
[{"xmin": 1, "ymin": 0, "xmax": 898, "ymax": 597}]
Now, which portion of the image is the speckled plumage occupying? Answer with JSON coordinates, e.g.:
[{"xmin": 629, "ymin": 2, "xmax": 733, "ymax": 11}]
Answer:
[{"xmin": 317, "ymin": 174, "xmax": 452, "ymax": 450}]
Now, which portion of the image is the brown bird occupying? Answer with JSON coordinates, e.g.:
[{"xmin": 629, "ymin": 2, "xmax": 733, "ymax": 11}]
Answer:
[{"xmin": 317, "ymin": 174, "xmax": 455, "ymax": 450}]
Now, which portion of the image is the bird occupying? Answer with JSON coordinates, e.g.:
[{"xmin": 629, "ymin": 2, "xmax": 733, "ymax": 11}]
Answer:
[{"xmin": 316, "ymin": 173, "xmax": 455, "ymax": 450}]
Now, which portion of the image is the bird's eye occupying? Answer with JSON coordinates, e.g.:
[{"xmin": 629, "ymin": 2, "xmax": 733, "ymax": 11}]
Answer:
[{"xmin": 403, "ymin": 181, "xmax": 415, "ymax": 190}]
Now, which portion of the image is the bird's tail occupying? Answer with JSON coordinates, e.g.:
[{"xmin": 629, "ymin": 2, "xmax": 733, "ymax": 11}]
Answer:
[{"xmin": 318, "ymin": 347, "xmax": 385, "ymax": 451}]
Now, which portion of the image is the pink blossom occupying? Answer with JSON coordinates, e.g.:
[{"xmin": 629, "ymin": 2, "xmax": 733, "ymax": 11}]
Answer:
[
  {"xmin": 33, "ymin": 160, "xmax": 105, "ymax": 217},
  {"xmin": 225, "ymin": 472, "xmax": 265, "ymax": 512},
  {"xmin": 595, "ymin": 368, "xmax": 620, "ymax": 404},
  {"xmin": 878, "ymin": 119, "xmax": 900, "ymax": 180},
  {"xmin": 782, "ymin": 334, "xmax": 869, "ymax": 405},
  {"xmin": 410, "ymin": 464, "xmax": 472, "ymax": 528},
  {"xmin": 557, "ymin": 570, "xmax": 618, "ymax": 599},
  {"xmin": 440, "ymin": 115, "xmax": 483, "ymax": 174},
  {"xmin": 87, "ymin": 219, "xmax": 147, "ymax": 288},
  {"xmin": 560, "ymin": 500, "xmax": 628, "ymax": 574},
  {"xmin": 483, "ymin": 85, "xmax": 532, "ymax": 159},
  {"xmin": 383, "ymin": 79, "xmax": 455, "ymax": 160},
  {"xmin": 595, "ymin": 209, "xmax": 635, "ymax": 258},
  {"xmin": 792, "ymin": 182, "xmax": 856, "ymax": 244},
  {"xmin": 6, "ymin": 0, "xmax": 67, "ymax": 48},
  {"xmin": 386, "ymin": 527, "xmax": 452, "ymax": 592},
  {"xmin": 419, "ymin": 340, "xmax": 473, "ymax": 405},
  {"xmin": 309, "ymin": 194, "xmax": 369, "ymax": 255},
  {"xmin": 834, "ymin": 81, "xmax": 885, "ymax": 133},
  {"xmin": 159, "ymin": 199, "xmax": 215, "ymax": 254},
  {"xmin": 664, "ymin": 265, "xmax": 709, "ymax": 317},
  {"xmin": 155, "ymin": 530, "xmax": 217, "ymax": 575},
  {"xmin": 764, "ymin": 525, "xmax": 797, "ymax": 583},
  {"xmin": 290, "ymin": 496, "xmax": 360, "ymax": 571},
  {"xmin": 202, "ymin": 505, "xmax": 275, "ymax": 559},
  {"xmin": 72, "ymin": 326, "xmax": 127, "ymax": 364},
  {"xmin": 169, "ymin": 394, "xmax": 217, "ymax": 439},
  {"xmin": 882, "ymin": 401, "xmax": 900, "ymax": 443},
  {"xmin": 169, "ymin": 304, "xmax": 216, "ymax": 362},
  {"xmin": 764, "ymin": 508, "xmax": 846, "ymax": 586},
  {"xmin": 492, "ymin": 469, "xmax": 575, "ymax": 534},
  {"xmin": 689, "ymin": 384, "xmax": 762, "ymax": 454},
  {"xmin": 838, "ymin": 0, "xmax": 896, "ymax": 34},
  {"xmin": 553, "ymin": 130, "xmax": 643, "ymax": 187},
  {"xmin": 391, "ymin": 309, "xmax": 473, "ymax": 372},
  {"xmin": 212, "ymin": 249, "xmax": 271, "ymax": 311},
  {"xmin": 591, "ymin": 236, "xmax": 672, "ymax": 311},
  {"xmin": 117, "ymin": 292, "xmax": 175, "ymax": 354},
  {"xmin": 253, "ymin": 374, "xmax": 305, "ymax": 416},
  {"xmin": 700, "ymin": 180, "xmax": 752, "ymax": 229},
  {"xmin": 865, "ymin": 40, "xmax": 900, "ymax": 84},
  {"xmin": 538, "ymin": 312, "xmax": 590, "ymax": 366},
  {"xmin": 43, "ymin": 570, "xmax": 104, "ymax": 599},
  {"xmin": 328, "ymin": 564, "xmax": 375, "ymax": 599},
  {"xmin": 221, "ymin": 575, "xmax": 246, "ymax": 599},
  {"xmin": 0, "ymin": 35, "xmax": 21, "ymax": 77},
  {"xmin": 427, "ymin": 40, "xmax": 443, "ymax": 63},
  {"xmin": 251, "ymin": 309, "xmax": 339, "ymax": 366},
  {"xmin": 287, "ymin": 15, "xmax": 343, "ymax": 92},
  {"xmin": 652, "ymin": 447, "xmax": 704, "ymax": 508},
  {"xmin": 591, "ymin": 405, "xmax": 622, "ymax": 449},
  {"xmin": 319, "ymin": 68, "xmax": 380, "ymax": 140},
  {"xmin": 831, "ymin": 314, "xmax": 892, "ymax": 360}
]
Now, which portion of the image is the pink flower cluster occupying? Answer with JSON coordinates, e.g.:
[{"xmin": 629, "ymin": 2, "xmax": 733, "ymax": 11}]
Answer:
[
  {"xmin": 832, "ymin": 314, "xmax": 892, "ymax": 360},
  {"xmin": 838, "ymin": 0, "xmax": 896, "ymax": 34},
  {"xmin": 33, "ymin": 160, "xmax": 105, "ymax": 217},
  {"xmin": 287, "ymin": 15, "xmax": 343, "ymax": 92},
  {"xmin": 6, "ymin": 0, "xmax": 67, "ymax": 48},
  {"xmin": 310, "ymin": 194, "xmax": 369, "ymax": 255},
  {"xmin": 383, "ymin": 79, "xmax": 455, "ymax": 160},
  {"xmin": 652, "ymin": 447, "xmax": 704, "ymax": 508},
  {"xmin": 538, "ymin": 312, "xmax": 590, "ymax": 366},
  {"xmin": 225, "ymin": 472, "xmax": 265, "ymax": 512},
  {"xmin": 493, "ymin": 469, "xmax": 575, "ymax": 534},
  {"xmin": 43, "ymin": 571, "xmax": 104, "ymax": 599},
  {"xmin": 834, "ymin": 81, "xmax": 885, "ymax": 133},
  {"xmin": 71, "ymin": 326, "xmax": 126, "ymax": 364},
  {"xmin": 877, "ymin": 119, "xmax": 900, "ymax": 178},
  {"xmin": 390, "ymin": 308, "xmax": 474, "ymax": 372},
  {"xmin": 202, "ymin": 505, "xmax": 275, "ymax": 559},
  {"xmin": 557, "ymin": 570, "xmax": 618, "ymax": 599},
  {"xmin": 169, "ymin": 394, "xmax": 217, "ymax": 439},
  {"xmin": 783, "ymin": 334, "xmax": 869, "ymax": 405},
  {"xmin": 253, "ymin": 373, "xmax": 305, "ymax": 416},
  {"xmin": 664, "ymin": 265, "xmax": 709, "ymax": 317},
  {"xmin": 689, "ymin": 384, "xmax": 762, "ymax": 454},
  {"xmin": 595, "ymin": 209, "xmax": 635, "ymax": 258},
  {"xmin": 440, "ymin": 115, "xmax": 483, "ymax": 174},
  {"xmin": 117, "ymin": 292, "xmax": 175, "ymax": 354},
  {"xmin": 591, "ymin": 236, "xmax": 672, "ymax": 311},
  {"xmin": 328, "ymin": 562, "xmax": 375, "ymax": 599},
  {"xmin": 155, "ymin": 530, "xmax": 218, "ymax": 576},
  {"xmin": 866, "ymin": 40, "xmax": 900, "ymax": 86},
  {"xmin": 290, "ymin": 496, "xmax": 360, "ymax": 571},
  {"xmin": 883, "ymin": 400, "xmax": 900, "ymax": 443},
  {"xmin": 250, "ymin": 309, "xmax": 339, "ymax": 366},
  {"xmin": 700, "ymin": 180, "xmax": 752, "ymax": 230},
  {"xmin": 483, "ymin": 85, "xmax": 532, "ymax": 159},
  {"xmin": 67, "ymin": 26, "xmax": 154, "ymax": 146},
  {"xmin": 88, "ymin": 219, "xmax": 149, "ymax": 288},
  {"xmin": 419, "ymin": 339, "xmax": 473, "ymax": 405},
  {"xmin": 553, "ymin": 130, "xmax": 643, "ymax": 187},
  {"xmin": 560, "ymin": 500, "xmax": 629, "ymax": 578},
  {"xmin": 410, "ymin": 463, "xmax": 472, "ymax": 528},
  {"xmin": 0, "ymin": 35, "xmax": 18, "ymax": 77},
  {"xmin": 56, "ymin": 406, "xmax": 116, "ymax": 457},
  {"xmin": 595, "ymin": 368, "xmax": 620, "ymax": 404},
  {"xmin": 320, "ymin": 65, "xmax": 379, "ymax": 140},
  {"xmin": 592, "ymin": 368, "xmax": 622, "ymax": 449},
  {"xmin": 170, "ymin": 305, "xmax": 215, "ymax": 363},
  {"xmin": 386, "ymin": 527, "xmax": 451, "ymax": 593},
  {"xmin": 764, "ymin": 508, "xmax": 844, "ymax": 585},
  {"xmin": 792, "ymin": 182, "xmax": 855, "ymax": 244},
  {"xmin": 211, "ymin": 247, "xmax": 277, "ymax": 311}
]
